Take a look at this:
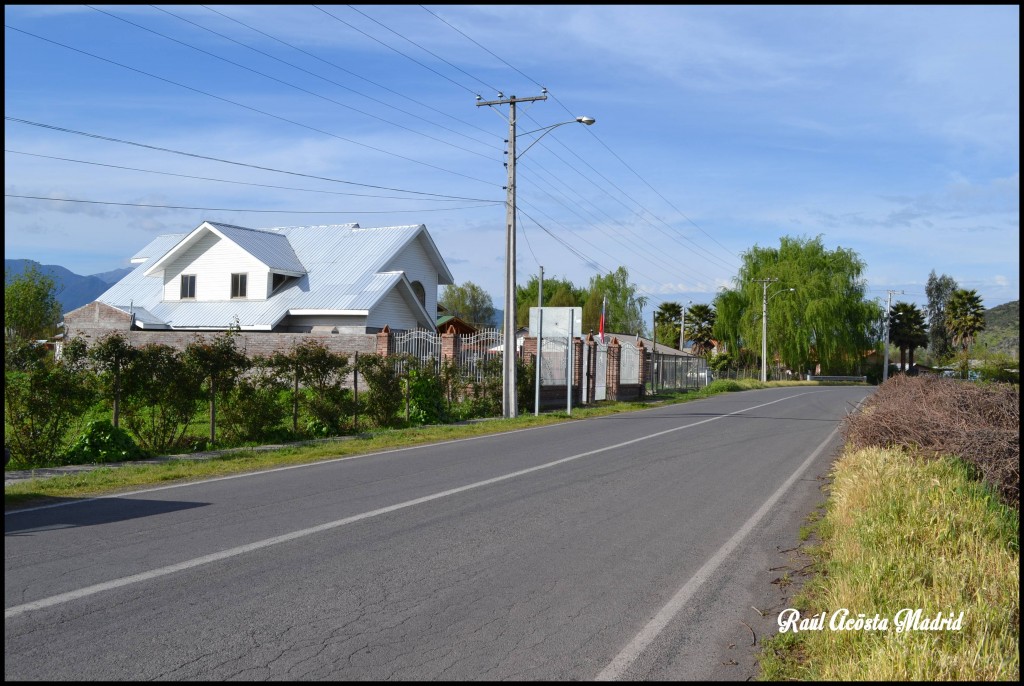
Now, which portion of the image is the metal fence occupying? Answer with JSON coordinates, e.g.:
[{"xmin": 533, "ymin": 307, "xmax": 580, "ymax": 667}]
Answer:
[
  {"xmin": 647, "ymin": 352, "xmax": 711, "ymax": 391},
  {"xmin": 393, "ymin": 329, "xmax": 441, "ymax": 365},
  {"xmin": 620, "ymin": 341, "xmax": 640, "ymax": 384},
  {"xmin": 455, "ymin": 329, "xmax": 503, "ymax": 383}
]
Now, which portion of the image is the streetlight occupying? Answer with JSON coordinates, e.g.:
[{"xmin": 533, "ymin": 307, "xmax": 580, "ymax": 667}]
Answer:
[
  {"xmin": 477, "ymin": 92, "xmax": 595, "ymax": 418},
  {"xmin": 759, "ymin": 282, "xmax": 795, "ymax": 382},
  {"xmin": 680, "ymin": 299, "xmax": 692, "ymax": 352},
  {"xmin": 881, "ymin": 289, "xmax": 903, "ymax": 382}
]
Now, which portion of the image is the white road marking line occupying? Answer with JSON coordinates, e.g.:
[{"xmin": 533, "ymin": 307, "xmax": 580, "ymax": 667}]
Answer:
[
  {"xmin": 6, "ymin": 392, "xmax": 822, "ymax": 619},
  {"xmin": 595, "ymin": 396, "xmax": 867, "ymax": 681}
]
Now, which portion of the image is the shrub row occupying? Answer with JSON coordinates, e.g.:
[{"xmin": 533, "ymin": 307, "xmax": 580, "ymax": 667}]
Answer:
[{"xmin": 5, "ymin": 332, "xmax": 532, "ymax": 470}]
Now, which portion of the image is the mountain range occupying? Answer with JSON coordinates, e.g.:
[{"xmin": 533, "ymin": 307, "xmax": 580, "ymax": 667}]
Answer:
[{"xmin": 4, "ymin": 259, "xmax": 133, "ymax": 314}]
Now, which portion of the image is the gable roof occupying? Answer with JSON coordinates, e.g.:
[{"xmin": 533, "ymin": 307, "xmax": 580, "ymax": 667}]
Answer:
[
  {"xmin": 97, "ymin": 221, "xmax": 454, "ymax": 331},
  {"xmin": 143, "ymin": 221, "xmax": 306, "ymax": 277}
]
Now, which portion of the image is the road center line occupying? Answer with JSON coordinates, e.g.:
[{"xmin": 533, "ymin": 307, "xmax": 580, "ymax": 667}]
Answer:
[{"xmin": 6, "ymin": 392, "xmax": 815, "ymax": 620}]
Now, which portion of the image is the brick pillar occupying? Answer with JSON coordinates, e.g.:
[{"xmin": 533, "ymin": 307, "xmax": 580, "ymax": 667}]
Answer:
[
  {"xmin": 441, "ymin": 325, "xmax": 459, "ymax": 361},
  {"xmin": 522, "ymin": 336, "xmax": 537, "ymax": 365},
  {"xmin": 376, "ymin": 325, "xmax": 393, "ymax": 356},
  {"xmin": 607, "ymin": 337, "xmax": 622, "ymax": 401},
  {"xmin": 636, "ymin": 338, "xmax": 647, "ymax": 399}
]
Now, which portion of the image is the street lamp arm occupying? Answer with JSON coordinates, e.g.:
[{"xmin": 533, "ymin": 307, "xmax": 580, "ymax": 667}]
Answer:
[{"xmin": 516, "ymin": 116, "xmax": 595, "ymax": 160}]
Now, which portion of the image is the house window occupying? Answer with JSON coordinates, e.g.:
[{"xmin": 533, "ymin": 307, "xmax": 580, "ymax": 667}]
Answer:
[
  {"xmin": 180, "ymin": 274, "xmax": 196, "ymax": 299},
  {"xmin": 231, "ymin": 273, "xmax": 247, "ymax": 298},
  {"xmin": 411, "ymin": 280, "xmax": 426, "ymax": 307}
]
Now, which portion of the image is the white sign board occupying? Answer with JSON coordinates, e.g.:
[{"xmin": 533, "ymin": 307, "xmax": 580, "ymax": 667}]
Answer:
[{"xmin": 529, "ymin": 307, "xmax": 583, "ymax": 337}]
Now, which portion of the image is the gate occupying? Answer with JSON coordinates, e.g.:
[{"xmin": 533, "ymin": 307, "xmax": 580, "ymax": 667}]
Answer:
[{"xmin": 593, "ymin": 341, "xmax": 607, "ymax": 400}]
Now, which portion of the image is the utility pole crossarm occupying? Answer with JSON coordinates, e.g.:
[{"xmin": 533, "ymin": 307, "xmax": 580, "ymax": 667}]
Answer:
[{"xmin": 476, "ymin": 94, "xmax": 548, "ymax": 107}]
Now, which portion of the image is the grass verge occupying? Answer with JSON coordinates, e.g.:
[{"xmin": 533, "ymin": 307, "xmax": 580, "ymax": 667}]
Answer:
[{"xmin": 759, "ymin": 446, "xmax": 1019, "ymax": 681}]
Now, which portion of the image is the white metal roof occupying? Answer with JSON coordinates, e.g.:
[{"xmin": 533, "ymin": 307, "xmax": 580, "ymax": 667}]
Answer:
[{"xmin": 95, "ymin": 221, "xmax": 452, "ymax": 331}]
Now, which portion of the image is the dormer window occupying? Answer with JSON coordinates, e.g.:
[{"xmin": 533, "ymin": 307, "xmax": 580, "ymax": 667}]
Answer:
[
  {"xmin": 272, "ymin": 273, "xmax": 296, "ymax": 294},
  {"xmin": 231, "ymin": 273, "xmax": 248, "ymax": 299},
  {"xmin": 180, "ymin": 274, "xmax": 196, "ymax": 299}
]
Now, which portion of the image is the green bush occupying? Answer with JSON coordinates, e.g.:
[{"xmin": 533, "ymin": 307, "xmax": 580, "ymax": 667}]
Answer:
[
  {"xmin": 62, "ymin": 419, "xmax": 145, "ymax": 465},
  {"xmin": 358, "ymin": 354, "xmax": 404, "ymax": 428},
  {"xmin": 407, "ymin": 366, "xmax": 447, "ymax": 425},
  {"xmin": 219, "ymin": 377, "xmax": 290, "ymax": 443},
  {"xmin": 4, "ymin": 340, "xmax": 96, "ymax": 469},
  {"xmin": 303, "ymin": 385, "xmax": 356, "ymax": 435}
]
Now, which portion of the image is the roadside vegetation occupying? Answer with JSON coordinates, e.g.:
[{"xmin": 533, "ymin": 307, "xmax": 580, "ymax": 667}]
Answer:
[
  {"xmin": 759, "ymin": 376, "xmax": 1019, "ymax": 681},
  {"xmin": 4, "ymin": 378, "xmax": 825, "ymax": 507}
]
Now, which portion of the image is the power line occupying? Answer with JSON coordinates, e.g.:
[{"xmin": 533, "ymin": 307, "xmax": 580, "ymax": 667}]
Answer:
[
  {"xmin": 5, "ymin": 149, "xmax": 484, "ymax": 202},
  {"xmin": 416, "ymin": 8, "xmax": 740, "ymax": 267},
  {"xmin": 4, "ymin": 24, "xmax": 495, "ymax": 186},
  {"xmin": 199, "ymin": 5, "xmax": 501, "ymax": 143},
  {"xmin": 312, "ymin": 5, "xmax": 481, "ymax": 98},
  {"xmin": 6, "ymin": 117, "xmax": 500, "ymax": 202},
  {"xmin": 5, "ymin": 194, "xmax": 500, "ymax": 214},
  {"xmin": 134, "ymin": 5, "xmax": 497, "ymax": 157},
  {"xmin": 346, "ymin": 4, "xmax": 498, "ymax": 95}
]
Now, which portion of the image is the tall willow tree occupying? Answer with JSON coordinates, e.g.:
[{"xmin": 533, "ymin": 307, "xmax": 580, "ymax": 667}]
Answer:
[
  {"xmin": 581, "ymin": 267, "xmax": 648, "ymax": 337},
  {"xmin": 712, "ymin": 235, "xmax": 881, "ymax": 375}
]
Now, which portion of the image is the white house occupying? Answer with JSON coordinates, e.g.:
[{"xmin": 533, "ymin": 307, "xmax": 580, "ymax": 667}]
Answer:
[{"xmin": 68, "ymin": 221, "xmax": 454, "ymax": 335}]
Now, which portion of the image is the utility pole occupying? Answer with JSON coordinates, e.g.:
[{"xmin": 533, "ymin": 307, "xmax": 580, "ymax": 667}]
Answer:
[
  {"xmin": 882, "ymin": 289, "xmax": 903, "ymax": 382},
  {"xmin": 651, "ymin": 309, "xmax": 657, "ymax": 394},
  {"xmin": 477, "ymin": 93, "xmax": 547, "ymax": 418},
  {"xmin": 477, "ymin": 93, "xmax": 594, "ymax": 417},
  {"xmin": 535, "ymin": 265, "xmax": 543, "ymax": 416},
  {"xmin": 680, "ymin": 299, "xmax": 692, "ymax": 352},
  {"xmin": 754, "ymin": 278, "xmax": 778, "ymax": 382}
]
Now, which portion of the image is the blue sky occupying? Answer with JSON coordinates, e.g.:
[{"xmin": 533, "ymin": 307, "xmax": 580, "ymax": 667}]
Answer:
[{"xmin": 5, "ymin": 4, "xmax": 1019, "ymax": 325}]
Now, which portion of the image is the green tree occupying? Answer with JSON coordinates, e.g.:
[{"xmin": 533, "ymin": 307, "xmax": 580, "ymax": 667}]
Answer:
[
  {"xmin": 712, "ymin": 235, "xmax": 881, "ymax": 375},
  {"xmin": 925, "ymin": 270, "xmax": 958, "ymax": 362},
  {"xmin": 4, "ymin": 264, "xmax": 63, "ymax": 350},
  {"xmin": 121, "ymin": 343, "xmax": 201, "ymax": 454},
  {"xmin": 581, "ymin": 267, "xmax": 648, "ymax": 337},
  {"xmin": 270, "ymin": 339, "xmax": 352, "ymax": 435},
  {"xmin": 4, "ymin": 337, "xmax": 95, "ymax": 468},
  {"xmin": 686, "ymin": 303, "xmax": 717, "ymax": 357},
  {"xmin": 218, "ymin": 356, "xmax": 289, "ymax": 443},
  {"xmin": 357, "ymin": 354, "xmax": 403, "ymax": 428},
  {"xmin": 439, "ymin": 282, "xmax": 496, "ymax": 330},
  {"xmin": 515, "ymin": 274, "xmax": 585, "ymax": 328},
  {"xmin": 654, "ymin": 302, "xmax": 682, "ymax": 348},
  {"xmin": 889, "ymin": 302, "xmax": 928, "ymax": 372},
  {"xmin": 184, "ymin": 331, "xmax": 251, "ymax": 444},
  {"xmin": 88, "ymin": 332, "xmax": 137, "ymax": 428},
  {"xmin": 946, "ymin": 288, "xmax": 986, "ymax": 377}
]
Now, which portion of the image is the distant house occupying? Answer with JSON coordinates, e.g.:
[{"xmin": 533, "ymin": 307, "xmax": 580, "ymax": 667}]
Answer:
[
  {"xmin": 436, "ymin": 314, "xmax": 477, "ymax": 335},
  {"xmin": 63, "ymin": 221, "xmax": 454, "ymax": 342}
]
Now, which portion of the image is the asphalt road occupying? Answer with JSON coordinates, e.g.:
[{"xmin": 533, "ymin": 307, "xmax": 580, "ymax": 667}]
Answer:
[{"xmin": 5, "ymin": 386, "xmax": 872, "ymax": 680}]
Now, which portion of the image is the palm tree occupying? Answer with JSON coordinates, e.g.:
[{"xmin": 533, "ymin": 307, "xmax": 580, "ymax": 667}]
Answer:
[
  {"xmin": 889, "ymin": 302, "xmax": 928, "ymax": 373},
  {"xmin": 686, "ymin": 303, "xmax": 717, "ymax": 356},
  {"xmin": 654, "ymin": 301, "xmax": 682, "ymax": 349},
  {"xmin": 946, "ymin": 289, "xmax": 985, "ymax": 377}
]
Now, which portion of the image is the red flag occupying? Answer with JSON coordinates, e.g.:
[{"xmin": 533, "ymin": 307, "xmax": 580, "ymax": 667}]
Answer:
[{"xmin": 599, "ymin": 296, "xmax": 606, "ymax": 343}]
